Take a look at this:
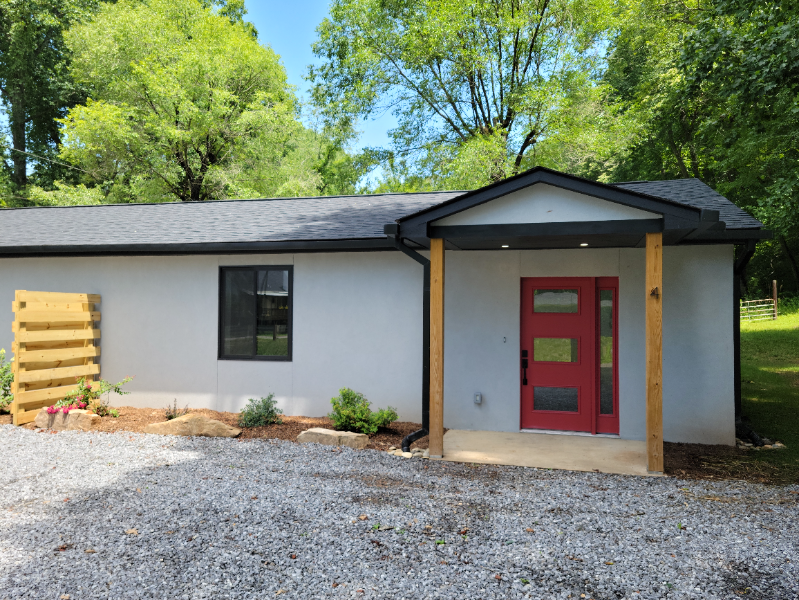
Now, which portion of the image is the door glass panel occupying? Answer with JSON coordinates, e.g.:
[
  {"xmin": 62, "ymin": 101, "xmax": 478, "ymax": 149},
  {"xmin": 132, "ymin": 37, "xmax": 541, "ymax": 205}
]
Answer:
[
  {"xmin": 533, "ymin": 338, "xmax": 578, "ymax": 362},
  {"xmin": 533, "ymin": 387, "xmax": 578, "ymax": 412},
  {"xmin": 534, "ymin": 289, "xmax": 578, "ymax": 313},
  {"xmin": 222, "ymin": 270, "xmax": 255, "ymax": 355},
  {"xmin": 256, "ymin": 269, "xmax": 290, "ymax": 357},
  {"xmin": 599, "ymin": 289, "xmax": 614, "ymax": 415}
]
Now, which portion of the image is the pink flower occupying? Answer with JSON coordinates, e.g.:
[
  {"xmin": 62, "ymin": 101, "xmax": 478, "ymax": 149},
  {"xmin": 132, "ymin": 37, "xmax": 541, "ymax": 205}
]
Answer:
[{"xmin": 85, "ymin": 384, "xmax": 92, "ymax": 390}]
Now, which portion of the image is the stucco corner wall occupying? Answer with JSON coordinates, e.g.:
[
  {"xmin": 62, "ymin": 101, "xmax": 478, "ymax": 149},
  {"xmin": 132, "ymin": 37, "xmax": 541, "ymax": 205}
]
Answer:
[{"xmin": 619, "ymin": 245, "xmax": 735, "ymax": 445}]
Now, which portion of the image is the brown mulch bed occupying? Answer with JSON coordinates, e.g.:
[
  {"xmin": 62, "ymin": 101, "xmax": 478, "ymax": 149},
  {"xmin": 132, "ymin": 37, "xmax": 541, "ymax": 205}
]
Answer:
[
  {"xmin": 0, "ymin": 409, "xmax": 785, "ymax": 483},
  {"xmin": 3, "ymin": 407, "xmax": 432, "ymax": 451},
  {"xmin": 665, "ymin": 441, "xmax": 790, "ymax": 485}
]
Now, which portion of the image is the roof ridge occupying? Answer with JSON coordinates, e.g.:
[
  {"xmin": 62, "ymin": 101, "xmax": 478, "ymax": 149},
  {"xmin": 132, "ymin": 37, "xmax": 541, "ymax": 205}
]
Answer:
[{"xmin": 0, "ymin": 190, "xmax": 467, "ymax": 212}]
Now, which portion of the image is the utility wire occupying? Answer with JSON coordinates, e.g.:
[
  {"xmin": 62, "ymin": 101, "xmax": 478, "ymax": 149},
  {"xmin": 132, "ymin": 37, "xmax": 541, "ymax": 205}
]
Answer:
[{"xmin": 5, "ymin": 147, "xmax": 92, "ymax": 175}]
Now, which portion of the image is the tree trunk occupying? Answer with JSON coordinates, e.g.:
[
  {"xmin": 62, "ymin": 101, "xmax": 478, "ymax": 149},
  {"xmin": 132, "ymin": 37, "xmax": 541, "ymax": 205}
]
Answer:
[
  {"xmin": 779, "ymin": 235, "xmax": 799, "ymax": 291},
  {"xmin": 9, "ymin": 83, "xmax": 27, "ymax": 187},
  {"xmin": 665, "ymin": 126, "xmax": 690, "ymax": 178}
]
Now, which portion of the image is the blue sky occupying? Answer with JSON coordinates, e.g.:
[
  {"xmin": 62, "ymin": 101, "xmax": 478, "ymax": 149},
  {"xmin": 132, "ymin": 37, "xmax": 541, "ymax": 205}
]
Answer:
[{"xmin": 246, "ymin": 0, "xmax": 395, "ymax": 152}]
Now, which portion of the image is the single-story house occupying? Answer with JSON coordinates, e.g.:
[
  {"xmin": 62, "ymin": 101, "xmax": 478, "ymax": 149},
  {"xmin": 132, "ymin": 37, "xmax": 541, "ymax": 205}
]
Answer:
[{"xmin": 0, "ymin": 167, "xmax": 768, "ymax": 471}]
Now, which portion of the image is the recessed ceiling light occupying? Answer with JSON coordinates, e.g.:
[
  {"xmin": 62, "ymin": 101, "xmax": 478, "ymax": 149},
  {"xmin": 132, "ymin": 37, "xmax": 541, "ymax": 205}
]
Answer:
[
  {"xmin": 580, "ymin": 243, "xmax": 589, "ymax": 247},
  {"xmin": 501, "ymin": 245, "xmax": 509, "ymax": 248}
]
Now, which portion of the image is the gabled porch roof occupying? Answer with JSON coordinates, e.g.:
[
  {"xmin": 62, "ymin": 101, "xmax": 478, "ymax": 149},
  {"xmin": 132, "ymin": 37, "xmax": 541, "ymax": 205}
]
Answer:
[{"xmin": 390, "ymin": 167, "xmax": 769, "ymax": 251}]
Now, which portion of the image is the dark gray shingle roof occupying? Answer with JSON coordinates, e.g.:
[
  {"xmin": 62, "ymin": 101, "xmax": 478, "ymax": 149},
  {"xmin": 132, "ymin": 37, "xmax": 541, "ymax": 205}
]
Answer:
[
  {"xmin": 0, "ymin": 176, "xmax": 761, "ymax": 253},
  {"xmin": 0, "ymin": 191, "xmax": 462, "ymax": 248},
  {"xmin": 612, "ymin": 179, "xmax": 762, "ymax": 229}
]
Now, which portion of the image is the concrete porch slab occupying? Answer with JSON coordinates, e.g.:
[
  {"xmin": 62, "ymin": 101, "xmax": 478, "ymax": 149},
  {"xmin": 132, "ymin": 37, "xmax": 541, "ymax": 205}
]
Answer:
[{"xmin": 441, "ymin": 429, "xmax": 655, "ymax": 477}]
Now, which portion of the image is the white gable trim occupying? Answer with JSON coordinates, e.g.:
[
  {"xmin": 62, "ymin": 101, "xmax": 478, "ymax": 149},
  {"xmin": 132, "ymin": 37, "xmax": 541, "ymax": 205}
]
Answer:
[{"xmin": 432, "ymin": 183, "xmax": 660, "ymax": 226}]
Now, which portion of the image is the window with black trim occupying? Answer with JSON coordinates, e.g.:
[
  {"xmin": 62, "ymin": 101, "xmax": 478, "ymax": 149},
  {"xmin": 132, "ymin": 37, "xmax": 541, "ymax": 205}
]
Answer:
[{"xmin": 219, "ymin": 266, "xmax": 292, "ymax": 360}]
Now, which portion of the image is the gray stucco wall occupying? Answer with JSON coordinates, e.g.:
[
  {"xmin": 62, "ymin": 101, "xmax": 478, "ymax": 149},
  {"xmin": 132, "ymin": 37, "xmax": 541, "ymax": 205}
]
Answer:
[
  {"xmin": 442, "ymin": 245, "xmax": 735, "ymax": 445},
  {"xmin": 0, "ymin": 244, "xmax": 734, "ymax": 444}
]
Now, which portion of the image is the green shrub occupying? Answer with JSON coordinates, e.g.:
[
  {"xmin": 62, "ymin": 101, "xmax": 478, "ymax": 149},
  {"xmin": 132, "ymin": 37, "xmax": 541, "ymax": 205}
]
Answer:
[
  {"xmin": 238, "ymin": 394, "xmax": 283, "ymax": 428},
  {"xmin": 0, "ymin": 349, "xmax": 13, "ymax": 413},
  {"xmin": 329, "ymin": 388, "xmax": 398, "ymax": 435},
  {"xmin": 61, "ymin": 376, "xmax": 132, "ymax": 418},
  {"xmin": 165, "ymin": 399, "xmax": 189, "ymax": 421}
]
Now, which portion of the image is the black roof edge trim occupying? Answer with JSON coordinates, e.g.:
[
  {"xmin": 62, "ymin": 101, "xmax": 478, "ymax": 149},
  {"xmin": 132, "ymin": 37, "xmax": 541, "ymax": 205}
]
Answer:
[
  {"xmin": 397, "ymin": 166, "xmax": 701, "ymax": 227},
  {"xmin": 428, "ymin": 219, "xmax": 664, "ymax": 240},
  {"xmin": 0, "ymin": 238, "xmax": 395, "ymax": 258},
  {"xmin": 687, "ymin": 229, "xmax": 772, "ymax": 242}
]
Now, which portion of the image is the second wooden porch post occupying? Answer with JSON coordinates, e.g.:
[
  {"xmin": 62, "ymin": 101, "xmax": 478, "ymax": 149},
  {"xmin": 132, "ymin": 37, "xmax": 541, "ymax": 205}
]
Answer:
[
  {"xmin": 646, "ymin": 232, "xmax": 664, "ymax": 473},
  {"xmin": 429, "ymin": 238, "xmax": 445, "ymax": 458}
]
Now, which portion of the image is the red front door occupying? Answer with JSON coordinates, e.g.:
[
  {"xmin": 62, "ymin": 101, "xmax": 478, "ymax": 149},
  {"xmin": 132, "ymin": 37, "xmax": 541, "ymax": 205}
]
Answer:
[
  {"xmin": 520, "ymin": 277, "xmax": 619, "ymax": 434},
  {"xmin": 521, "ymin": 278, "xmax": 595, "ymax": 432}
]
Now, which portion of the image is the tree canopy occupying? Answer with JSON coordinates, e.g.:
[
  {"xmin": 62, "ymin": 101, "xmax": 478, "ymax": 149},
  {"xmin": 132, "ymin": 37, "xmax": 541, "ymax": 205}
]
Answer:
[
  {"xmin": 58, "ymin": 0, "xmax": 310, "ymax": 202},
  {"xmin": 0, "ymin": 0, "xmax": 99, "ymax": 188},
  {"xmin": 310, "ymin": 0, "xmax": 620, "ymax": 189}
]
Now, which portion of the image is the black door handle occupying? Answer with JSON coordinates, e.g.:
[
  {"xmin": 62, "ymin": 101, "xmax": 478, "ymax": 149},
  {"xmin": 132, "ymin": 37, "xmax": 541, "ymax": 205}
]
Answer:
[{"xmin": 521, "ymin": 350, "xmax": 528, "ymax": 385}]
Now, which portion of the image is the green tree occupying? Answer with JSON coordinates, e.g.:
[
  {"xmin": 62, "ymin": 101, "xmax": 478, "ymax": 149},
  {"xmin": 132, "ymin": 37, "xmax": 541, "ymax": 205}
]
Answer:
[
  {"xmin": 0, "ymin": 0, "xmax": 98, "ymax": 189},
  {"xmin": 310, "ymin": 0, "xmax": 620, "ymax": 190},
  {"xmin": 682, "ymin": 0, "xmax": 799, "ymax": 290},
  {"xmin": 59, "ymin": 0, "xmax": 309, "ymax": 202}
]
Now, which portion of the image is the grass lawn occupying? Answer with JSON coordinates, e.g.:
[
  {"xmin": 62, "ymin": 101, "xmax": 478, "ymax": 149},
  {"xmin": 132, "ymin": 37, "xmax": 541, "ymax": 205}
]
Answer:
[{"xmin": 739, "ymin": 310, "xmax": 799, "ymax": 484}]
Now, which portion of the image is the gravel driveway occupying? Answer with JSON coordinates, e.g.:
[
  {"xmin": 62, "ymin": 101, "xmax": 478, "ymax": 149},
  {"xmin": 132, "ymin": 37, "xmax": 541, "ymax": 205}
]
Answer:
[{"xmin": 0, "ymin": 426, "xmax": 796, "ymax": 600}]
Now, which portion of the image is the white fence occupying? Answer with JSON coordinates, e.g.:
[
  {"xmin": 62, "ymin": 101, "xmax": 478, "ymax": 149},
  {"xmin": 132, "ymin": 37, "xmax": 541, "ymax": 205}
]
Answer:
[{"xmin": 740, "ymin": 298, "xmax": 777, "ymax": 321}]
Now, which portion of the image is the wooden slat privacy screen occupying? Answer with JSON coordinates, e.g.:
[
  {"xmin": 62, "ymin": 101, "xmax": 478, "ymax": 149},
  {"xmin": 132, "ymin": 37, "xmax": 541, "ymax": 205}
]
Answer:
[{"xmin": 10, "ymin": 291, "xmax": 101, "ymax": 425}]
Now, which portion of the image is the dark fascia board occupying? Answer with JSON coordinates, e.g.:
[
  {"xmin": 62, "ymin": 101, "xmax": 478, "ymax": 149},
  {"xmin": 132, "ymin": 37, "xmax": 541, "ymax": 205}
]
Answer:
[
  {"xmin": 0, "ymin": 238, "xmax": 394, "ymax": 258},
  {"xmin": 397, "ymin": 166, "xmax": 703, "ymax": 230},
  {"xmin": 686, "ymin": 229, "xmax": 773, "ymax": 242},
  {"xmin": 428, "ymin": 219, "xmax": 664, "ymax": 240}
]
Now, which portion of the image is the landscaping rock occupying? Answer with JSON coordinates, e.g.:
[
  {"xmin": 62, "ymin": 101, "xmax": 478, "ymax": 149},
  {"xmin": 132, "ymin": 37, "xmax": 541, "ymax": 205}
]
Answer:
[
  {"xmin": 296, "ymin": 427, "xmax": 368, "ymax": 449},
  {"xmin": 34, "ymin": 409, "xmax": 100, "ymax": 432},
  {"xmin": 143, "ymin": 414, "xmax": 240, "ymax": 438}
]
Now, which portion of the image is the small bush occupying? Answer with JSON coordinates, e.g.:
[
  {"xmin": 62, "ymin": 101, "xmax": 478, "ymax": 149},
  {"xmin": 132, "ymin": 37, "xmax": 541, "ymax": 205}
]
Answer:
[
  {"xmin": 59, "ymin": 376, "xmax": 132, "ymax": 418},
  {"xmin": 329, "ymin": 388, "xmax": 398, "ymax": 435},
  {"xmin": 165, "ymin": 399, "xmax": 189, "ymax": 421},
  {"xmin": 238, "ymin": 394, "xmax": 283, "ymax": 428},
  {"xmin": 0, "ymin": 349, "xmax": 13, "ymax": 413}
]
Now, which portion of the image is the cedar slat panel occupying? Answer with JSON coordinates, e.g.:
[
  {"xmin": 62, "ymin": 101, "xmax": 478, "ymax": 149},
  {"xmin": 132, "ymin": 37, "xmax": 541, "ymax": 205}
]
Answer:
[
  {"xmin": 19, "ymin": 365, "xmax": 100, "ymax": 383},
  {"xmin": 19, "ymin": 329, "xmax": 101, "ymax": 343},
  {"xmin": 14, "ymin": 311, "xmax": 100, "ymax": 323},
  {"xmin": 18, "ymin": 292, "xmax": 100, "ymax": 303},
  {"xmin": 14, "ymin": 301, "xmax": 92, "ymax": 312},
  {"xmin": 21, "ymin": 357, "xmax": 89, "ymax": 371},
  {"xmin": 15, "ymin": 409, "xmax": 39, "ymax": 425},
  {"xmin": 15, "ymin": 383, "xmax": 82, "ymax": 405},
  {"xmin": 9, "ymin": 291, "xmax": 101, "ymax": 425},
  {"xmin": 19, "ymin": 347, "xmax": 101, "ymax": 363}
]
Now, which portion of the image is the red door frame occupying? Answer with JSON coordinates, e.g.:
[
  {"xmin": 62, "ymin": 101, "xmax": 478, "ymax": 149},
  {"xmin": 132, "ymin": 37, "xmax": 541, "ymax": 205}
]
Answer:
[{"xmin": 520, "ymin": 277, "xmax": 619, "ymax": 434}]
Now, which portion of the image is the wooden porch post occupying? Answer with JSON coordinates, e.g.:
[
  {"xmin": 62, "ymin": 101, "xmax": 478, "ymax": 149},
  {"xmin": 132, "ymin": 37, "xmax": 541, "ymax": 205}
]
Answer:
[
  {"xmin": 645, "ymin": 233, "xmax": 663, "ymax": 473},
  {"xmin": 429, "ymin": 238, "xmax": 445, "ymax": 458}
]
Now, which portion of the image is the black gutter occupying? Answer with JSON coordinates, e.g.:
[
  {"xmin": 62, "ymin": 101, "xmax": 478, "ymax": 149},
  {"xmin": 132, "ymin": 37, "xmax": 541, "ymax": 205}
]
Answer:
[
  {"xmin": 385, "ymin": 224, "xmax": 430, "ymax": 452},
  {"xmin": 0, "ymin": 238, "xmax": 396, "ymax": 258},
  {"xmin": 733, "ymin": 239, "xmax": 757, "ymax": 420}
]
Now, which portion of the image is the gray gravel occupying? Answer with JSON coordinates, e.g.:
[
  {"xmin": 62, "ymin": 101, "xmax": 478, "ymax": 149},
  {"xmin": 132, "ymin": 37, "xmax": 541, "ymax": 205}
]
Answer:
[{"xmin": 0, "ymin": 425, "xmax": 796, "ymax": 600}]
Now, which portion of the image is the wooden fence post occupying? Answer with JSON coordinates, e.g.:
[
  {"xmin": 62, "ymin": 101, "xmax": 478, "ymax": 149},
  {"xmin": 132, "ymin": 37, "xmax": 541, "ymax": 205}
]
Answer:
[{"xmin": 772, "ymin": 280, "xmax": 778, "ymax": 320}]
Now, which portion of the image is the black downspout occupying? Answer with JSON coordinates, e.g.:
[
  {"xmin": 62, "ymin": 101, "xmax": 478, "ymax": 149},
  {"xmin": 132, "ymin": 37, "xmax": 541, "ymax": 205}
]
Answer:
[
  {"xmin": 733, "ymin": 239, "xmax": 756, "ymax": 420},
  {"xmin": 387, "ymin": 233, "xmax": 430, "ymax": 452}
]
